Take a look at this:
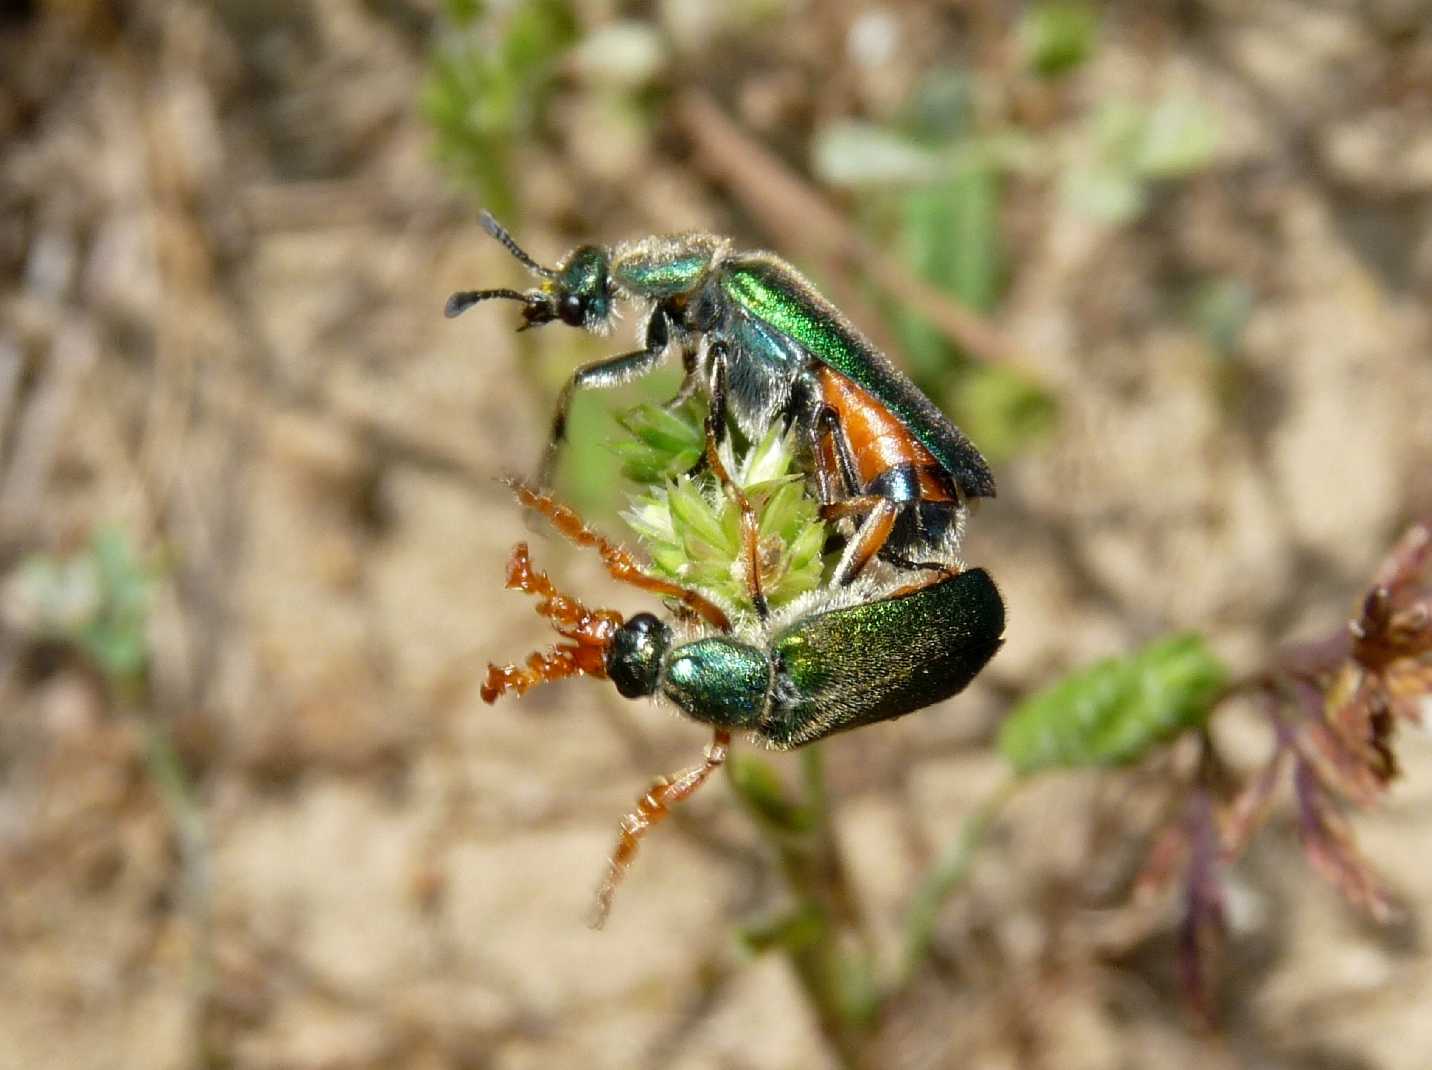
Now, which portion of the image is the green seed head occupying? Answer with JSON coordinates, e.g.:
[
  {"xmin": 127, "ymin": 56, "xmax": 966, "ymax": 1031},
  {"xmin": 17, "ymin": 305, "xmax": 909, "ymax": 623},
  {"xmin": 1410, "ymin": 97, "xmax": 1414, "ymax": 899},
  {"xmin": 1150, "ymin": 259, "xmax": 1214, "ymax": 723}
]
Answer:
[{"xmin": 613, "ymin": 404, "xmax": 828, "ymax": 619}]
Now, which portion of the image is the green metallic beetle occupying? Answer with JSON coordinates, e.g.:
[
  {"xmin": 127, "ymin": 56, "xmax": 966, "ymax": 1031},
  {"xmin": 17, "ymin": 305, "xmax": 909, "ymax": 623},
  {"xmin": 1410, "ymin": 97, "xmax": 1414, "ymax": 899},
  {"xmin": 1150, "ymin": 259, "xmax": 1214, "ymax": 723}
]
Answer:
[
  {"xmin": 481, "ymin": 483, "xmax": 1005, "ymax": 925},
  {"xmin": 604, "ymin": 566, "xmax": 1005, "ymax": 746},
  {"xmin": 446, "ymin": 214, "xmax": 997, "ymax": 594}
]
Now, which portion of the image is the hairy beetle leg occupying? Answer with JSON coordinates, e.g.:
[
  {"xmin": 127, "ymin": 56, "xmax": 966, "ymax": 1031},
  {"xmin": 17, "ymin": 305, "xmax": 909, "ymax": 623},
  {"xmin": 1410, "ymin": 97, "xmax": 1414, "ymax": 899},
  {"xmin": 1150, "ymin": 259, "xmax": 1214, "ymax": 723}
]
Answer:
[
  {"xmin": 506, "ymin": 479, "xmax": 732, "ymax": 631},
  {"xmin": 538, "ymin": 314, "xmax": 672, "ymax": 491},
  {"xmin": 591, "ymin": 729, "xmax": 732, "ymax": 928},
  {"xmin": 823, "ymin": 496, "xmax": 900, "ymax": 586},
  {"xmin": 704, "ymin": 344, "xmax": 768, "ymax": 618},
  {"xmin": 479, "ymin": 543, "xmax": 622, "ymax": 703},
  {"xmin": 703, "ymin": 429, "xmax": 768, "ymax": 619}
]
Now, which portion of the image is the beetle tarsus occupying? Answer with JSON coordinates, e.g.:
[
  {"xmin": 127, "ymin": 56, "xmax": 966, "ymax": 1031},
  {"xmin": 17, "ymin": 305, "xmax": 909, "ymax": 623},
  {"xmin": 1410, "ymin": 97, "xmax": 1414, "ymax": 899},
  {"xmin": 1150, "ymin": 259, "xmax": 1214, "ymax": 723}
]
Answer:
[{"xmin": 479, "ymin": 543, "xmax": 623, "ymax": 703}]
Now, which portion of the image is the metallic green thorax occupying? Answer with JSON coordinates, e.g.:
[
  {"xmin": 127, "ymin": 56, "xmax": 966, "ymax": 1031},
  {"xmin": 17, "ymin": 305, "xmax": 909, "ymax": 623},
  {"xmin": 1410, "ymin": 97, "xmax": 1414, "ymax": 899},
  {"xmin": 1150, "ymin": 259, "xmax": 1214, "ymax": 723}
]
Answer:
[
  {"xmin": 611, "ymin": 234, "xmax": 725, "ymax": 299},
  {"xmin": 761, "ymin": 568, "xmax": 1005, "ymax": 747},
  {"xmin": 721, "ymin": 259, "xmax": 997, "ymax": 499},
  {"xmin": 662, "ymin": 638, "xmax": 770, "ymax": 729},
  {"xmin": 614, "ymin": 253, "xmax": 710, "ymax": 297}
]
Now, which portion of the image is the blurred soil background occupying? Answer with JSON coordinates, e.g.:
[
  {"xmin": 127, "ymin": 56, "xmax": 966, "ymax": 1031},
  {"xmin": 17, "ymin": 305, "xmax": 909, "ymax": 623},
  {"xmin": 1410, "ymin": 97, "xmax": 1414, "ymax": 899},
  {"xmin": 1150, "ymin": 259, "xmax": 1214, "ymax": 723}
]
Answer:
[{"xmin": 3, "ymin": 1, "xmax": 1432, "ymax": 1067}]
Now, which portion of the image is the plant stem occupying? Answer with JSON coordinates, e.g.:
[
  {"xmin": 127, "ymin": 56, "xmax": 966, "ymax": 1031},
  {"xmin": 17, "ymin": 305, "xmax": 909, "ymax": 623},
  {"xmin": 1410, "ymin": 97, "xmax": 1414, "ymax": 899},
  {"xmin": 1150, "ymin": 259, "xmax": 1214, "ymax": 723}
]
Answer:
[
  {"xmin": 898, "ymin": 774, "xmax": 1022, "ymax": 988},
  {"xmin": 139, "ymin": 714, "xmax": 217, "ymax": 1064},
  {"xmin": 730, "ymin": 746, "xmax": 878, "ymax": 1069}
]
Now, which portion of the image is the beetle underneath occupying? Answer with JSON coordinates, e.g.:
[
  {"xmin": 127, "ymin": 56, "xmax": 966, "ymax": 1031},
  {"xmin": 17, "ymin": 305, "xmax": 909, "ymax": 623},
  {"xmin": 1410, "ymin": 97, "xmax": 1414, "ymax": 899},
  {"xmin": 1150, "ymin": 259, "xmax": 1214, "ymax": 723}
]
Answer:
[{"xmin": 482, "ymin": 482, "xmax": 1005, "ymax": 925}]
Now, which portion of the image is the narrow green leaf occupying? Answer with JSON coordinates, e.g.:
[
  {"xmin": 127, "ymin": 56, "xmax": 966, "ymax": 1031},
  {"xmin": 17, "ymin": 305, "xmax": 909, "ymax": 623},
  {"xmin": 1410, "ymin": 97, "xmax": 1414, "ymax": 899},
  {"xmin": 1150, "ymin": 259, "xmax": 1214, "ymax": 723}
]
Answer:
[
  {"xmin": 890, "ymin": 162, "xmax": 1003, "ymax": 386},
  {"xmin": 736, "ymin": 904, "xmax": 826, "ymax": 956},
  {"xmin": 998, "ymin": 633, "xmax": 1228, "ymax": 774},
  {"xmin": 946, "ymin": 363, "xmax": 1058, "ymax": 464},
  {"xmin": 727, "ymin": 753, "xmax": 811, "ymax": 833},
  {"xmin": 811, "ymin": 122, "xmax": 942, "ymax": 188}
]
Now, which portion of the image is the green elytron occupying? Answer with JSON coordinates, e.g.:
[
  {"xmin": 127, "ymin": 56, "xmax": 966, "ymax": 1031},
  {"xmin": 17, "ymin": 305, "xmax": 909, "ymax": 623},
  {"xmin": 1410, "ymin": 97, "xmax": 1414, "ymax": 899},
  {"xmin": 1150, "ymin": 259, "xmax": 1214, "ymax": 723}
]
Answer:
[{"xmin": 607, "ymin": 567, "xmax": 1005, "ymax": 747}]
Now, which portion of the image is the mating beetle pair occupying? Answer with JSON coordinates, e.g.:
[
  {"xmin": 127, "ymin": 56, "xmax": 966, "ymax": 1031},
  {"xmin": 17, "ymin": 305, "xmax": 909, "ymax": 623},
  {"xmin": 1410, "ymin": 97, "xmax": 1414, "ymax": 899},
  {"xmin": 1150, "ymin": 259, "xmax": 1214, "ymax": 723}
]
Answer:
[{"xmin": 451, "ymin": 218, "xmax": 1006, "ymax": 923}]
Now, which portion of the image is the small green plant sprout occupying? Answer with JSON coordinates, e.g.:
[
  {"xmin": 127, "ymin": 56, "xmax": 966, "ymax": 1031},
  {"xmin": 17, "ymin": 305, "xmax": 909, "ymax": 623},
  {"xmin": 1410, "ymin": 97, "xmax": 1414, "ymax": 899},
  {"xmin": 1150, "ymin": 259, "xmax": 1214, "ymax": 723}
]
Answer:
[
  {"xmin": 422, "ymin": 0, "xmax": 580, "ymax": 219},
  {"xmin": 1018, "ymin": 2, "xmax": 1100, "ymax": 77},
  {"xmin": 5, "ymin": 526, "xmax": 156, "ymax": 697},
  {"xmin": 1062, "ymin": 94, "xmax": 1220, "ymax": 223}
]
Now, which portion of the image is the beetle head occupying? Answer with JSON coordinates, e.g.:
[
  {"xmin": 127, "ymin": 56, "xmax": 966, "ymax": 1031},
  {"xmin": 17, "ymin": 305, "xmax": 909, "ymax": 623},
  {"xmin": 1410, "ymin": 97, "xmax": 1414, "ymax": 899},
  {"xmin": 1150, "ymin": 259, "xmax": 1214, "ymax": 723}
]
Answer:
[
  {"xmin": 605, "ymin": 613, "xmax": 672, "ymax": 699},
  {"xmin": 445, "ymin": 212, "xmax": 615, "ymax": 333}
]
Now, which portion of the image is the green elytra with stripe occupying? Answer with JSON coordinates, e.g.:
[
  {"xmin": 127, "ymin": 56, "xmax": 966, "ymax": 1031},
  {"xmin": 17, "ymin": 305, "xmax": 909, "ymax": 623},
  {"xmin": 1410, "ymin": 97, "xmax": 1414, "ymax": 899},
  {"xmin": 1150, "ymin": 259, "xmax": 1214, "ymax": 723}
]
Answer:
[
  {"xmin": 607, "ymin": 565, "xmax": 1006, "ymax": 748},
  {"xmin": 445, "ymin": 217, "xmax": 997, "ymax": 587},
  {"xmin": 718, "ymin": 259, "xmax": 994, "ymax": 498}
]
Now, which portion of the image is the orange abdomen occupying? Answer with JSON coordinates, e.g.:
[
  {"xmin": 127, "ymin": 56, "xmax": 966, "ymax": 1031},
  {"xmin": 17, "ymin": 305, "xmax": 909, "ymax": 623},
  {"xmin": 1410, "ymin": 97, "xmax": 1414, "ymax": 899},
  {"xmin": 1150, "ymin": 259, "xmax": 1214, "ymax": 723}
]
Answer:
[{"xmin": 817, "ymin": 367, "xmax": 956, "ymax": 501}]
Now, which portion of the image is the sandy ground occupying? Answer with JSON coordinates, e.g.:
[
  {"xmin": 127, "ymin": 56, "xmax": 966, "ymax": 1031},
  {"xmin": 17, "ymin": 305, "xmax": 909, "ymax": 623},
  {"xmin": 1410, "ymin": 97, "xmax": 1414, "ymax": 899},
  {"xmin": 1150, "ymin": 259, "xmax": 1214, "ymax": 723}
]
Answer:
[{"xmin": 3, "ymin": 2, "xmax": 1432, "ymax": 1068}]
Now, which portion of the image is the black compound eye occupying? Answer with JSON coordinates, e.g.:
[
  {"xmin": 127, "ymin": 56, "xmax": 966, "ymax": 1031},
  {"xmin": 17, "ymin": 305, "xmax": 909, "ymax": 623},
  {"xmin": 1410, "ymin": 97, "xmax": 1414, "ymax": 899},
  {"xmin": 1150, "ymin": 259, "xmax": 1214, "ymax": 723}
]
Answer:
[{"xmin": 560, "ymin": 294, "xmax": 585, "ymax": 326}]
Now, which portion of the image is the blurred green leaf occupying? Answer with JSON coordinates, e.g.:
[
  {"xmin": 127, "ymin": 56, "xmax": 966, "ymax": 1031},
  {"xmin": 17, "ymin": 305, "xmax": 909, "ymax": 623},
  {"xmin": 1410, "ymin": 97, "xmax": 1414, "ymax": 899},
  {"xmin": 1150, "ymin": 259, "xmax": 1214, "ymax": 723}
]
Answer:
[
  {"xmin": 947, "ymin": 363, "xmax": 1057, "ymax": 463},
  {"xmin": 835, "ymin": 946, "xmax": 881, "ymax": 1027},
  {"xmin": 811, "ymin": 122, "xmax": 943, "ymax": 187},
  {"xmin": 998, "ymin": 633, "xmax": 1228, "ymax": 774},
  {"xmin": 812, "ymin": 126, "xmax": 1031, "ymax": 192},
  {"xmin": 12, "ymin": 526, "xmax": 157, "ymax": 689},
  {"xmin": 880, "ymin": 163, "xmax": 1003, "ymax": 390},
  {"xmin": 1188, "ymin": 277, "xmax": 1255, "ymax": 357},
  {"xmin": 1061, "ymin": 161, "xmax": 1146, "ymax": 223},
  {"xmin": 1019, "ymin": 3, "xmax": 1099, "ymax": 76},
  {"xmin": 736, "ymin": 903, "xmax": 826, "ymax": 955},
  {"xmin": 570, "ymin": 21, "xmax": 665, "ymax": 87},
  {"xmin": 441, "ymin": 0, "xmax": 485, "ymax": 24},
  {"xmin": 727, "ymin": 753, "xmax": 812, "ymax": 834},
  {"xmin": 922, "ymin": 166, "xmax": 1002, "ymax": 314},
  {"xmin": 1063, "ymin": 95, "xmax": 1219, "ymax": 223},
  {"xmin": 1137, "ymin": 96, "xmax": 1220, "ymax": 178},
  {"xmin": 421, "ymin": 0, "xmax": 580, "ymax": 216}
]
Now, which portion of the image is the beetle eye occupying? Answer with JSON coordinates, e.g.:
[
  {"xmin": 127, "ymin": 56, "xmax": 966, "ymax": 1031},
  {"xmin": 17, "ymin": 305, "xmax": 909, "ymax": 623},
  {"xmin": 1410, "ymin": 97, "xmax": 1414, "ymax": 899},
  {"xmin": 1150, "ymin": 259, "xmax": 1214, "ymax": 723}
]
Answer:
[{"xmin": 560, "ymin": 294, "xmax": 585, "ymax": 326}]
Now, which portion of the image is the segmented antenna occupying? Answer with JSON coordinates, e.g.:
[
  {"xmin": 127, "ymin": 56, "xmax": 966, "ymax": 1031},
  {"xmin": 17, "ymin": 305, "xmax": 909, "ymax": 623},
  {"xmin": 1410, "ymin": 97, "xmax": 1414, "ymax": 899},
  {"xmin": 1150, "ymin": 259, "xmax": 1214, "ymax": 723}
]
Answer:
[
  {"xmin": 480, "ymin": 543, "xmax": 623, "ymax": 703},
  {"xmin": 479, "ymin": 210, "xmax": 556, "ymax": 279},
  {"xmin": 444, "ymin": 288, "xmax": 531, "ymax": 319},
  {"xmin": 506, "ymin": 479, "xmax": 732, "ymax": 632}
]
